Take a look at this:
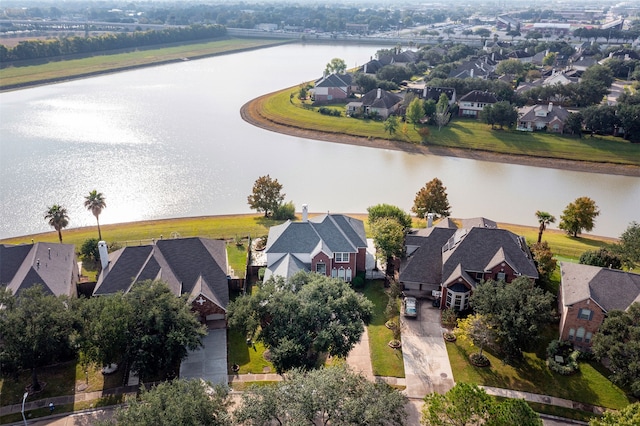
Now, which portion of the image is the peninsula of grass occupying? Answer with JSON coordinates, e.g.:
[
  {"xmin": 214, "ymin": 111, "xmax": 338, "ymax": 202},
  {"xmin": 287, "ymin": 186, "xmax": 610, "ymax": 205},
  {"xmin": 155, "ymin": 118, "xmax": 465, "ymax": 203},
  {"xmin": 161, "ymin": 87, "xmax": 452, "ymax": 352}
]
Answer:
[
  {"xmin": 252, "ymin": 87, "xmax": 640, "ymax": 170},
  {"xmin": 0, "ymin": 37, "xmax": 289, "ymax": 90}
]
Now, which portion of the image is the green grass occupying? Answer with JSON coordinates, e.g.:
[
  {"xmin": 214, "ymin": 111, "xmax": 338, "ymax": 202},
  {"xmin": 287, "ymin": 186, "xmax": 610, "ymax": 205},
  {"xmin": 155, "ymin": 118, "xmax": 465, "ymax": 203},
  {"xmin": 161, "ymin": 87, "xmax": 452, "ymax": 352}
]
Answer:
[
  {"xmin": 227, "ymin": 242, "xmax": 249, "ymax": 279},
  {"xmin": 446, "ymin": 333, "xmax": 631, "ymax": 410},
  {"xmin": 0, "ymin": 38, "xmax": 289, "ymax": 89},
  {"xmin": 361, "ymin": 280, "xmax": 405, "ymax": 378},
  {"xmin": 227, "ymin": 328, "xmax": 273, "ymax": 375},
  {"xmin": 259, "ymin": 88, "xmax": 640, "ymax": 167}
]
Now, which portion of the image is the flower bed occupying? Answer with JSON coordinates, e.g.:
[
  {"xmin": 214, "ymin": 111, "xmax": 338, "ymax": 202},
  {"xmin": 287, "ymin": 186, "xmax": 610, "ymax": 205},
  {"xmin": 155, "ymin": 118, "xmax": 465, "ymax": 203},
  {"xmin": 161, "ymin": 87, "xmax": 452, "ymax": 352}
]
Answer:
[{"xmin": 469, "ymin": 353, "xmax": 490, "ymax": 367}]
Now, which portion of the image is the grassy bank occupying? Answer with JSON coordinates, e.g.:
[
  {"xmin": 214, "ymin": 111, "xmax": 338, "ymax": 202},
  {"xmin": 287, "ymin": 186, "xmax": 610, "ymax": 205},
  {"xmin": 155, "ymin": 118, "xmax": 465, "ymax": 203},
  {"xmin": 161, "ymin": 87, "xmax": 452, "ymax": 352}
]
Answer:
[
  {"xmin": 0, "ymin": 38, "xmax": 289, "ymax": 90},
  {"xmin": 256, "ymin": 87, "xmax": 640, "ymax": 168}
]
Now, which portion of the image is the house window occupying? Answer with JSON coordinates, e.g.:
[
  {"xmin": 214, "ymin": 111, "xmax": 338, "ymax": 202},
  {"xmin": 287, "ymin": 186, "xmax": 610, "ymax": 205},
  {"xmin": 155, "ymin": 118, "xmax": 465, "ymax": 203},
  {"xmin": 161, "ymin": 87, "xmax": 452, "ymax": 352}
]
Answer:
[
  {"xmin": 331, "ymin": 268, "xmax": 337, "ymax": 278},
  {"xmin": 445, "ymin": 288, "xmax": 470, "ymax": 311},
  {"xmin": 346, "ymin": 268, "xmax": 352, "ymax": 282},
  {"xmin": 576, "ymin": 327, "xmax": 585, "ymax": 342},
  {"xmin": 316, "ymin": 263, "xmax": 326, "ymax": 275},
  {"xmin": 585, "ymin": 332, "xmax": 593, "ymax": 343},
  {"xmin": 338, "ymin": 267, "xmax": 346, "ymax": 281},
  {"xmin": 475, "ymin": 272, "xmax": 483, "ymax": 281},
  {"xmin": 335, "ymin": 252, "xmax": 350, "ymax": 263},
  {"xmin": 578, "ymin": 308, "xmax": 593, "ymax": 320},
  {"xmin": 568, "ymin": 328, "xmax": 575, "ymax": 340},
  {"xmin": 496, "ymin": 272, "xmax": 506, "ymax": 281}
]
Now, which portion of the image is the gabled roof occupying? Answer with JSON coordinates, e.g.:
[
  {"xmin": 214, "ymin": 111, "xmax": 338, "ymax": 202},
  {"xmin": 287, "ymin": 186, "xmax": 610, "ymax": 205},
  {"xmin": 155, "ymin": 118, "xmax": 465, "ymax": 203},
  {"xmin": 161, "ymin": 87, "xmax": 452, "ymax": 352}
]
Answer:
[
  {"xmin": 458, "ymin": 90, "xmax": 498, "ymax": 104},
  {"xmin": 0, "ymin": 242, "xmax": 77, "ymax": 297},
  {"xmin": 460, "ymin": 217, "xmax": 497, "ymax": 229},
  {"xmin": 560, "ymin": 262, "xmax": 640, "ymax": 313},
  {"xmin": 518, "ymin": 103, "xmax": 570, "ymax": 124},
  {"xmin": 424, "ymin": 86, "xmax": 456, "ymax": 102},
  {"xmin": 266, "ymin": 214, "xmax": 367, "ymax": 256},
  {"xmin": 441, "ymin": 227, "xmax": 538, "ymax": 282},
  {"xmin": 94, "ymin": 237, "xmax": 229, "ymax": 309},
  {"xmin": 263, "ymin": 254, "xmax": 309, "ymax": 283},
  {"xmin": 448, "ymin": 59, "xmax": 495, "ymax": 79},
  {"xmin": 315, "ymin": 73, "xmax": 352, "ymax": 88},
  {"xmin": 360, "ymin": 88, "xmax": 402, "ymax": 109},
  {"xmin": 400, "ymin": 227, "xmax": 457, "ymax": 285}
]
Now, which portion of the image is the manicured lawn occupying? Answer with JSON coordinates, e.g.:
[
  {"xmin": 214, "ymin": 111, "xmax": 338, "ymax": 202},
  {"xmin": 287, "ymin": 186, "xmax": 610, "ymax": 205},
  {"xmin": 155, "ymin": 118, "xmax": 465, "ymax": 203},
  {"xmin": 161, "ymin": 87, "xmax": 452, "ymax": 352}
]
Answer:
[
  {"xmin": 227, "ymin": 328, "xmax": 273, "ymax": 375},
  {"xmin": 0, "ymin": 38, "xmax": 288, "ymax": 89},
  {"xmin": 259, "ymin": 88, "xmax": 640, "ymax": 167},
  {"xmin": 361, "ymin": 280, "xmax": 405, "ymax": 378},
  {"xmin": 446, "ymin": 336, "xmax": 631, "ymax": 410},
  {"xmin": 227, "ymin": 242, "xmax": 250, "ymax": 279}
]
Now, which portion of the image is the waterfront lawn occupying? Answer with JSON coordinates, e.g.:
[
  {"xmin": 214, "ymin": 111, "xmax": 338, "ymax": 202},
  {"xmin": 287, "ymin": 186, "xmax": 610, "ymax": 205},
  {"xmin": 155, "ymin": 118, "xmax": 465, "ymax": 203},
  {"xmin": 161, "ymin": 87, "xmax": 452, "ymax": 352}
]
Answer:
[
  {"xmin": 446, "ymin": 330, "xmax": 631, "ymax": 410},
  {"xmin": 0, "ymin": 38, "xmax": 287, "ymax": 89},
  {"xmin": 362, "ymin": 280, "xmax": 405, "ymax": 378},
  {"xmin": 262, "ymin": 88, "xmax": 640, "ymax": 167}
]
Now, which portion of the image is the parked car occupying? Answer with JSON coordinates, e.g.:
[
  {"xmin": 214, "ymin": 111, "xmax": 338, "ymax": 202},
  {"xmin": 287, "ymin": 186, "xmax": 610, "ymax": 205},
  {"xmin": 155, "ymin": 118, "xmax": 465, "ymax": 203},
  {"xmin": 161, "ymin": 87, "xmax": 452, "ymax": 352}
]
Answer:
[{"xmin": 403, "ymin": 296, "xmax": 418, "ymax": 317}]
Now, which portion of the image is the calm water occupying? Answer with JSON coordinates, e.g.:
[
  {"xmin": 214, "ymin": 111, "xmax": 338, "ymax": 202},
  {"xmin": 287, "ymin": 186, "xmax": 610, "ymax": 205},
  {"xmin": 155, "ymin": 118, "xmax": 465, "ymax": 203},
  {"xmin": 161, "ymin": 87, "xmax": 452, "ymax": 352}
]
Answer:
[{"xmin": 1, "ymin": 43, "xmax": 638, "ymax": 239}]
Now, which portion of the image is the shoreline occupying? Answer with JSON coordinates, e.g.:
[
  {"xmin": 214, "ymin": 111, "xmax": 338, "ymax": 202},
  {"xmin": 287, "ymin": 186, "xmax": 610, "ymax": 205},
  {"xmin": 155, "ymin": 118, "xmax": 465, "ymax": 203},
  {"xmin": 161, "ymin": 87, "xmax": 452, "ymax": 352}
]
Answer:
[{"xmin": 240, "ymin": 91, "xmax": 640, "ymax": 178}]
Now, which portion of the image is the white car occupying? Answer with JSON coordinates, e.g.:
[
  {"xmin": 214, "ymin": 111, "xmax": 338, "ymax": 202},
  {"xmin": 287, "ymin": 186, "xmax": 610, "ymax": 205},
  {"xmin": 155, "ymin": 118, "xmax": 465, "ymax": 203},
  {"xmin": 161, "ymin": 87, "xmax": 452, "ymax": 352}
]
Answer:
[{"xmin": 403, "ymin": 297, "xmax": 418, "ymax": 317}]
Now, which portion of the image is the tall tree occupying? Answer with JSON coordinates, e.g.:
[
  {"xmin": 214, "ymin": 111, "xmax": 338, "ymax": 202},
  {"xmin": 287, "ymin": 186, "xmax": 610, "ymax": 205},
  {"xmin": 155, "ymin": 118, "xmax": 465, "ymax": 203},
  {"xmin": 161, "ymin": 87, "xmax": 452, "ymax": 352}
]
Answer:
[
  {"xmin": 247, "ymin": 175, "xmax": 285, "ymax": 218},
  {"xmin": 535, "ymin": 210, "xmax": 556, "ymax": 243},
  {"xmin": 324, "ymin": 57, "xmax": 346, "ymax": 75},
  {"xmin": 227, "ymin": 273, "xmax": 373, "ymax": 373},
  {"xmin": 367, "ymin": 203, "xmax": 412, "ymax": 230},
  {"xmin": 0, "ymin": 285, "xmax": 74, "ymax": 392},
  {"xmin": 616, "ymin": 221, "xmax": 640, "ymax": 268},
  {"xmin": 471, "ymin": 277, "xmax": 555, "ymax": 360},
  {"xmin": 591, "ymin": 303, "xmax": 640, "ymax": 397},
  {"xmin": 434, "ymin": 93, "xmax": 451, "ymax": 130},
  {"xmin": 412, "ymin": 178, "xmax": 451, "ymax": 219},
  {"xmin": 84, "ymin": 190, "xmax": 106, "ymax": 240},
  {"xmin": 371, "ymin": 217, "xmax": 406, "ymax": 262},
  {"xmin": 422, "ymin": 383, "xmax": 542, "ymax": 426},
  {"xmin": 44, "ymin": 204, "xmax": 69, "ymax": 243},
  {"xmin": 406, "ymin": 97, "xmax": 425, "ymax": 128},
  {"xmin": 383, "ymin": 115, "xmax": 399, "ymax": 135},
  {"xmin": 529, "ymin": 241, "xmax": 557, "ymax": 283},
  {"xmin": 559, "ymin": 196, "xmax": 600, "ymax": 237},
  {"xmin": 103, "ymin": 379, "xmax": 232, "ymax": 426},
  {"xmin": 564, "ymin": 111, "xmax": 584, "ymax": 137},
  {"xmin": 454, "ymin": 314, "xmax": 495, "ymax": 357}
]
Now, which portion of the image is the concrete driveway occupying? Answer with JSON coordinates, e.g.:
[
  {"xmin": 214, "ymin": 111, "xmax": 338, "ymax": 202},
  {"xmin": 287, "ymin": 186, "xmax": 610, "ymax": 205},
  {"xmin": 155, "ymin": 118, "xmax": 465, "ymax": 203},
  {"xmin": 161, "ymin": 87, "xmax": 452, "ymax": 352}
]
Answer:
[
  {"xmin": 401, "ymin": 301, "xmax": 454, "ymax": 398},
  {"xmin": 179, "ymin": 328, "xmax": 228, "ymax": 385}
]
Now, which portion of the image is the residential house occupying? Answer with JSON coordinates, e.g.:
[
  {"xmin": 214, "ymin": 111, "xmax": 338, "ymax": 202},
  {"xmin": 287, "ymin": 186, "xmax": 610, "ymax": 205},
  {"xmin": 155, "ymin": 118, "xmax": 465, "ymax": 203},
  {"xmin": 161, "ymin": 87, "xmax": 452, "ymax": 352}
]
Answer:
[
  {"xmin": 0, "ymin": 242, "xmax": 79, "ymax": 297},
  {"xmin": 312, "ymin": 73, "xmax": 354, "ymax": 102},
  {"xmin": 94, "ymin": 237, "xmax": 230, "ymax": 327},
  {"xmin": 399, "ymin": 219, "xmax": 538, "ymax": 310},
  {"xmin": 543, "ymin": 72, "xmax": 578, "ymax": 87},
  {"xmin": 558, "ymin": 262, "xmax": 640, "ymax": 350},
  {"xmin": 569, "ymin": 56, "xmax": 597, "ymax": 72},
  {"xmin": 457, "ymin": 90, "xmax": 498, "ymax": 117},
  {"xmin": 448, "ymin": 57, "xmax": 496, "ymax": 80},
  {"xmin": 405, "ymin": 84, "xmax": 457, "ymax": 106},
  {"xmin": 264, "ymin": 207, "xmax": 367, "ymax": 282},
  {"xmin": 517, "ymin": 103, "xmax": 570, "ymax": 133},
  {"xmin": 346, "ymin": 88, "xmax": 402, "ymax": 119},
  {"xmin": 507, "ymin": 49, "xmax": 534, "ymax": 64}
]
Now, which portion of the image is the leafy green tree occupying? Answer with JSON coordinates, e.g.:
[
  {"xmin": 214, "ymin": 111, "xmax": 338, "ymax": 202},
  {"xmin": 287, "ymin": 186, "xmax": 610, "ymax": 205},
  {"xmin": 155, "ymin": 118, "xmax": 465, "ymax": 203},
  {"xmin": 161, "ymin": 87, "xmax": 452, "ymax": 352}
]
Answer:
[
  {"xmin": 371, "ymin": 217, "xmax": 406, "ymax": 263},
  {"xmin": 583, "ymin": 105, "xmax": 619, "ymax": 135},
  {"xmin": 617, "ymin": 103, "xmax": 640, "ymax": 142},
  {"xmin": 471, "ymin": 277, "xmax": 555, "ymax": 360},
  {"xmin": 542, "ymin": 52, "xmax": 557, "ymax": 66},
  {"xmin": 496, "ymin": 58, "xmax": 525, "ymax": 76},
  {"xmin": 423, "ymin": 99, "xmax": 437, "ymax": 120},
  {"xmin": 103, "ymin": 379, "xmax": 232, "ymax": 426},
  {"xmin": 235, "ymin": 365, "xmax": 406, "ymax": 425},
  {"xmin": 483, "ymin": 101, "xmax": 518, "ymax": 129},
  {"xmin": 579, "ymin": 247, "xmax": 622, "ymax": 269},
  {"xmin": 44, "ymin": 204, "xmax": 69, "ymax": 243},
  {"xmin": 454, "ymin": 314, "xmax": 495, "ymax": 357},
  {"xmin": 367, "ymin": 203, "xmax": 412, "ymax": 230},
  {"xmin": 474, "ymin": 28, "xmax": 491, "ymax": 41},
  {"xmin": 564, "ymin": 111, "xmax": 583, "ymax": 137},
  {"xmin": 434, "ymin": 93, "xmax": 451, "ymax": 130},
  {"xmin": 247, "ymin": 175, "xmax": 285, "ymax": 217},
  {"xmin": 406, "ymin": 97, "xmax": 425, "ymax": 128},
  {"xmin": 273, "ymin": 201, "xmax": 295, "ymax": 220},
  {"xmin": 582, "ymin": 64, "xmax": 614, "ymax": 89},
  {"xmin": 535, "ymin": 210, "xmax": 556, "ymax": 243},
  {"xmin": 422, "ymin": 382, "xmax": 541, "ymax": 426},
  {"xmin": 384, "ymin": 115, "xmax": 399, "ymax": 135},
  {"xmin": 411, "ymin": 178, "xmax": 451, "ymax": 219},
  {"xmin": 616, "ymin": 222, "xmax": 640, "ymax": 267},
  {"xmin": 0, "ymin": 285, "xmax": 74, "ymax": 392},
  {"xmin": 592, "ymin": 303, "xmax": 640, "ymax": 397},
  {"xmin": 559, "ymin": 196, "xmax": 600, "ymax": 237},
  {"xmin": 84, "ymin": 190, "xmax": 106, "ymax": 240},
  {"xmin": 78, "ymin": 280, "xmax": 206, "ymax": 382},
  {"xmin": 590, "ymin": 402, "xmax": 640, "ymax": 426},
  {"xmin": 355, "ymin": 73, "xmax": 378, "ymax": 93},
  {"xmin": 529, "ymin": 241, "xmax": 557, "ymax": 283},
  {"xmin": 324, "ymin": 57, "xmax": 347, "ymax": 75},
  {"xmin": 227, "ymin": 273, "xmax": 373, "ymax": 373},
  {"xmin": 80, "ymin": 238, "xmax": 100, "ymax": 263}
]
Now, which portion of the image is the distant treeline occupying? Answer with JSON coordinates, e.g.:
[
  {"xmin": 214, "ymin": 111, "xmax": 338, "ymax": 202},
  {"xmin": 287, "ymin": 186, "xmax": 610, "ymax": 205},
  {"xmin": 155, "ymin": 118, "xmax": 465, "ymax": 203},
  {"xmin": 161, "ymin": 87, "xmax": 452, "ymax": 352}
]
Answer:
[
  {"xmin": 0, "ymin": 24, "xmax": 226, "ymax": 63},
  {"xmin": 572, "ymin": 27, "xmax": 640, "ymax": 43}
]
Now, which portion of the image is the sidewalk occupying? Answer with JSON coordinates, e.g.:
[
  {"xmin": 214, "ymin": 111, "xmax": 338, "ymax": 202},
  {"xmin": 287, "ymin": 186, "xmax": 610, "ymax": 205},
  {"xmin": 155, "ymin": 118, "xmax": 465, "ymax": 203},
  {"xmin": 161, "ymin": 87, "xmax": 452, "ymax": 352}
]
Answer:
[{"xmin": 481, "ymin": 386, "xmax": 607, "ymax": 415}]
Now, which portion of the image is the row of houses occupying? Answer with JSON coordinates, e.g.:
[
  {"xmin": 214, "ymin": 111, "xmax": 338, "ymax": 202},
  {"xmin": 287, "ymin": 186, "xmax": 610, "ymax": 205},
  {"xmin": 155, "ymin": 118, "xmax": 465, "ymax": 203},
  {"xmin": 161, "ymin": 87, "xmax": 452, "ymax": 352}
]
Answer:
[{"xmin": 2, "ymin": 211, "xmax": 638, "ymax": 354}]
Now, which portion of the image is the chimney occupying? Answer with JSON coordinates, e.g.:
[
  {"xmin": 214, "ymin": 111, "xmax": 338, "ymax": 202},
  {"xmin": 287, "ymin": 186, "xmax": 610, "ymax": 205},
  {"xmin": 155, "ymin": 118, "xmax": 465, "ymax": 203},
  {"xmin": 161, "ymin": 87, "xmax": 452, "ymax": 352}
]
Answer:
[
  {"xmin": 549, "ymin": 102, "xmax": 553, "ymax": 112},
  {"xmin": 364, "ymin": 63, "xmax": 367, "ymax": 73},
  {"xmin": 427, "ymin": 213, "xmax": 434, "ymax": 228},
  {"xmin": 470, "ymin": 68, "xmax": 474, "ymax": 78},
  {"xmin": 98, "ymin": 240, "xmax": 109, "ymax": 270},
  {"xmin": 302, "ymin": 204, "xmax": 308, "ymax": 222},
  {"xmin": 377, "ymin": 88, "xmax": 381, "ymax": 99},
  {"xmin": 492, "ymin": 52, "xmax": 495, "ymax": 61}
]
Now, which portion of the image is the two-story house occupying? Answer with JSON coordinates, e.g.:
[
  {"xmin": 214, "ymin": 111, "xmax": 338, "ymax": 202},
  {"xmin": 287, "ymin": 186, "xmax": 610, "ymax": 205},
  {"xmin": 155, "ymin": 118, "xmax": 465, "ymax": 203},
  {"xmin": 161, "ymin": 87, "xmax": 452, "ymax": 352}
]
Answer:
[{"xmin": 457, "ymin": 90, "xmax": 498, "ymax": 118}]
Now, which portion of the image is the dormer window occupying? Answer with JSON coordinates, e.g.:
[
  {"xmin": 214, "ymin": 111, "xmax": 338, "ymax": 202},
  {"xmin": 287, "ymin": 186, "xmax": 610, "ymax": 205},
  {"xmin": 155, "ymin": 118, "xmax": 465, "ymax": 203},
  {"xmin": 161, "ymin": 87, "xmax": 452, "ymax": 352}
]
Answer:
[{"xmin": 335, "ymin": 253, "xmax": 350, "ymax": 263}]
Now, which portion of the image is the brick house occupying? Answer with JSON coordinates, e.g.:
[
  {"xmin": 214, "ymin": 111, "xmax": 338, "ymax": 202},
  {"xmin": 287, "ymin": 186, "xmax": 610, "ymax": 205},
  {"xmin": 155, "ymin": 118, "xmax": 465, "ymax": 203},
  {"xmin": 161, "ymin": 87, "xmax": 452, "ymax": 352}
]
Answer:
[
  {"xmin": 312, "ymin": 73, "xmax": 354, "ymax": 102},
  {"xmin": 517, "ymin": 103, "xmax": 570, "ymax": 133},
  {"xmin": 94, "ymin": 237, "xmax": 230, "ymax": 328},
  {"xmin": 558, "ymin": 262, "xmax": 640, "ymax": 350},
  {"xmin": 264, "ymin": 206, "xmax": 367, "ymax": 282},
  {"xmin": 346, "ymin": 88, "xmax": 402, "ymax": 119},
  {"xmin": 457, "ymin": 90, "xmax": 498, "ymax": 118}
]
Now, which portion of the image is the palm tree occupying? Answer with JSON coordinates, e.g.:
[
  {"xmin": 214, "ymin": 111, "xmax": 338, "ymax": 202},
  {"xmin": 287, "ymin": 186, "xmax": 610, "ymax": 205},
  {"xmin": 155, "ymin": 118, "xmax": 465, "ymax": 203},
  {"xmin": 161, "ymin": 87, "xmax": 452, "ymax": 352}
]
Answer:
[
  {"xmin": 84, "ymin": 190, "xmax": 107, "ymax": 240},
  {"xmin": 45, "ymin": 204, "xmax": 69, "ymax": 243},
  {"xmin": 535, "ymin": 210, "xmax": 556, "ymax": 243}
]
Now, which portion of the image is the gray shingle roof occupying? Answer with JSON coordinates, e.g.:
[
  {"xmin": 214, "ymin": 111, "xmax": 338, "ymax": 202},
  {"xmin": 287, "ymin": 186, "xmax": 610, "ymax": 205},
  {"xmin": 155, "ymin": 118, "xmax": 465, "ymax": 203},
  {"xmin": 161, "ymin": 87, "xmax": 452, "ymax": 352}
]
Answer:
[
  {"xmin": 360, "ymin": 88, "xmax": 402, "ymax": 109},
  {"xmin": 560, "ymin": 262, "xmax": 640, "ymax": 312},
  {"xmin": 518, "ymin": 104, "xmax": 570, "ymax": 125},
  {"xmin": 1, "ymin": 242, "xmax": 77, "ymax": 297},
  {"xmin": 263, "ymin": 254, "xmax": 309, "ymax": 283},
  {"xmin": 94, "ymin": 238, "xmax": 229, "ymax": 308},
  {"xmin": 400, "ymin": 228, "xmax": 457, "ymax": 285},
  {"xmin": 458, "ymin": 90, "xmax": 498, "ymax": 104}
]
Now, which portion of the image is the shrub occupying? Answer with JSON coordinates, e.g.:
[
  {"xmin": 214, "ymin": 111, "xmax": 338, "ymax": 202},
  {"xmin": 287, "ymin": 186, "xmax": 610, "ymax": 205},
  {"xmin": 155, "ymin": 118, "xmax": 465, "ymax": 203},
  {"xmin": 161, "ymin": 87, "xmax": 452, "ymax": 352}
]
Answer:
[
  {"xmin": 80, "ymin": 238, "xmax": 100, "ymax": 262},
  {"xmin": 441, "ymin": 308, "xmax": 457, "ymax": 327},
  {"xmin": 318, "ymin": 107, "xmax": 341, "ymax": 117},
  {"xmin": 351, "ymin": 275, "xmax": 365, "ymax": 289},
  {"xmin": 469, "ymin": 352, "xmax": 490, "ymax": 367},
  {"xmin": 273, "ymin": 201, "xmax": 296, "ymax": 220},
  {"xmin": 546, "ymin": 340, "xmax": 580, "ymax": 375}
]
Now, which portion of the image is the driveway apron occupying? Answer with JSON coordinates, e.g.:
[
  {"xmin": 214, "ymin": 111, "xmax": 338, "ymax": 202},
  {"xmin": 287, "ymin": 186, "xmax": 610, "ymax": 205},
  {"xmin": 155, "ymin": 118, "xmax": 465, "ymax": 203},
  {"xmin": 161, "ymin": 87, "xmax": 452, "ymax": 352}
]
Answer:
[{"xmin": 180, "ymin": 328, "xmax": 228, "ymax": 385}]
